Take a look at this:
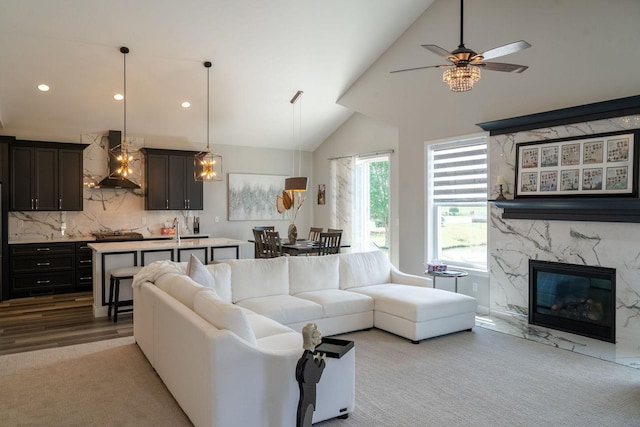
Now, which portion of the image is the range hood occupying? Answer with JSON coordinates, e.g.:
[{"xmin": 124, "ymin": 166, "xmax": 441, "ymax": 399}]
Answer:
[{"xmin": 95, "ymin": 130, "xmax": 140, "ymax": 189}]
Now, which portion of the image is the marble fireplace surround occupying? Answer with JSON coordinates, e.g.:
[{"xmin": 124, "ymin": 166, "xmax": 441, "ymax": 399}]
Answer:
[{"xmin": 487, "ymin": 113, "xmax": 640, "ymax": 369}]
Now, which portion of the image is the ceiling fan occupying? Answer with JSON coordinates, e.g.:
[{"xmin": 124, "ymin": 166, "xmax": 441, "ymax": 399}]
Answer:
[{"xmin": 391, "ymin": 0, "xmax": 531, "ymax": 92}]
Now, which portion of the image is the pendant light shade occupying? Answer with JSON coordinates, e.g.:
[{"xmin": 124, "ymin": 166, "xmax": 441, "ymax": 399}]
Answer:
[
  {"xmin": 284, "ymin": 176, "xmax": 308, "ymax": 192},
  {"xmin": 285, "ymin": 90, "xmax": 307, "ymax": 192},
  {"xmin": 194, "ymin": 61, "xmax": 223, "ymax": 181}
]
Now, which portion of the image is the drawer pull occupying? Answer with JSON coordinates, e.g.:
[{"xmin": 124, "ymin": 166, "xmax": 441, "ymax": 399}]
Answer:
[
  {"xmin": 79, "ymin": 260, "xmax": 92, "ymax": 264},
  {"xmin": 36, "ymin": 262, "xmax": 51, "ymax": 266},
  {"xmin": 36, "ymin": 280, "xmax": 51, "ymax": 284},
  {"xmin": 80, "ymin": 276, "xmax": 92, "ymax": 281},
  {"xmin": 36, "ymin": 248, "xmax": 51, "ymax": 252}
]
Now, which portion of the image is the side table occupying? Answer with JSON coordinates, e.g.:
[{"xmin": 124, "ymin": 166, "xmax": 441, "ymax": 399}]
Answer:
[{"xmin": 426, "ymin": 270, "xmax": 468, "ymax": 293}]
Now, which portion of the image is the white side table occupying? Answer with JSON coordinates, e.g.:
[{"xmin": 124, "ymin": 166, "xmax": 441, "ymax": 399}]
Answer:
[{"xmin": 426, "ymin": 270, "xmax": 468, "ymax": 293}]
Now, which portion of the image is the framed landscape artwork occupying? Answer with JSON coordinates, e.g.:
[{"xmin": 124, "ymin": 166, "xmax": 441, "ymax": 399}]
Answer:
[
  {"xmin": 228, "ymin": 173, "xmax": 287, "ymax": 220},
  {"xmin": 515, "ymin": 131, "xmax": 639, "ymax": 198}
]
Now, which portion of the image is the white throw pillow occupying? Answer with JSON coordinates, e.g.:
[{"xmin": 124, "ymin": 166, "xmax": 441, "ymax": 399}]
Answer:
[
  {"xmin": 193, "ymin": 291, "xmax": 257, "ymax": 345},
  {"xmin": 187, "ymin": 254, "xmax": 215, "ymax": 288}
]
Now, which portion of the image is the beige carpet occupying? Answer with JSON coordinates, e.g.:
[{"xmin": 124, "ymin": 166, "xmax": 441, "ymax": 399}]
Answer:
[
  {"xmin": 0, "ymin": 338, "xmax": 191, "ymax": 426},
  {"xmin": 1, "ymin": 328, "xmax": 639, "ymax": 427}
]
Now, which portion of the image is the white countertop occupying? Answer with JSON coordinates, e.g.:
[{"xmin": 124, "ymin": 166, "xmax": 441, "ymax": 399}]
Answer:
[
  {"xmin": 88, "ymin": 237, "xmax": 249, "ymax": 253},
  {"xmin": 9, "ymin": 234, "xmax": 210, "ymax": 245}
]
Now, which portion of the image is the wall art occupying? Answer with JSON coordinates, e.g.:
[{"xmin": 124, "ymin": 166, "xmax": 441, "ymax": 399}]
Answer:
[
  {"xmin": 228, "ymin": 173, "xmax": 287, "ymax": 220},
  {"xmin": 515, "ymin": 130, "xmax": 639, "ymax": 197}
]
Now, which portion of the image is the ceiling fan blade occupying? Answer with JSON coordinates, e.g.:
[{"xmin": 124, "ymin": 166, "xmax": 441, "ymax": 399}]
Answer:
[
  {"xmin": 421, "ymin": 44, "xmax": 456, "ymax": 61},
  {"xmin": 477, "ymin": 62, "xmax": 528, "ymax": 73},
  {"xmin": 390, "ymin": 64, "xmax": 449, "ymax": 74},
  {"xmin": 477, "ymin": 40, "xmax": 531, "ymax": 61}
]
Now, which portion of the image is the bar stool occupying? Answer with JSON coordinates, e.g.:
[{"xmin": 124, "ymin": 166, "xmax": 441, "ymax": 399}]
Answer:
[{"xmin": 108, "ymin": 266, "xmax": 143, "ymax": 323}]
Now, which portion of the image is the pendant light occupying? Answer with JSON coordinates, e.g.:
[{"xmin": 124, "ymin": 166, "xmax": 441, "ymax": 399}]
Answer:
[
  {"xmin": 284, "ymin": 90, "xmax": 307, "ymax": 192},
  {"xmin": 194, "ymin": 61, "xmax": 223, "ymax": 181},
  {"xmin": 110, "ymin": 46, "xmax": 135, "ymax": 179}
]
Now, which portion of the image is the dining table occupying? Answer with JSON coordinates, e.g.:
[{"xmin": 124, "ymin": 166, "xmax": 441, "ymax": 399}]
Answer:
[
  {"xmin": 280, "ymin": 239, "xmax": 350, "ymax": 256},
  {"xmin": 281, "ymin": 239, "xmax": 323, "ymax": 256}
]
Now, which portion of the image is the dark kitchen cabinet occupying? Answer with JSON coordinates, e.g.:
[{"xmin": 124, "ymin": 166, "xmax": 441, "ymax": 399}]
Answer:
[
  {"xmin": 75, "ymin": 241, "xmax": 93, "ymax": 291},
  {"xmin": 9, "ymin": 242, "xmax": 75, "ymax": 298},
  {"xmin": 142, "ymin": 148, "xmax": 203, "ymax": 210},
  {"xmin": 10, "ymin": 141, "xmax": 86, "ymax": 211}
]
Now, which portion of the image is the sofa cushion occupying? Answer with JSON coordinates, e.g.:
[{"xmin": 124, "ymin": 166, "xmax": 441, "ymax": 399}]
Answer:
[
  {"xmin": 193, "ymin": 291, "xmax": 256, "ymax": 345},
  {"xmin": 154, "ymin": 272, "xmax": 179, "ymax": 294},
  {"xmin": 235, "ymin": 295, "xmax": 323, "ymax": 325},
  {"xmin": 164, "ymin": 274, "xmax": 213, "ymax": 309},
  {"xmin": 204, "ymin": 263, "xmax": 232, "ymax": 303},
  {"xmin": 289, "ymin": 255, "xmax": 340, "ymax": 294},
  {"xmin": 226, "ymin": 257, "xmax": 289, "ymax": 303},
  {"xmin": 339, "ymin": 251, "xmax": 391, "ymax": 290},
  {"xmin": 295, "ymin": 289, "xmax": 374, "ymax": 318},
  {"xmin": 350, "ymin": 284, "xmax": 478, "ymax": 322},
  {"xmin": 187, "ymin": 254, "xmax": 215, "ymax": 287},
  {"xmin": 246, "ymin": 312, "xmax": 295, "ymax": 339}
]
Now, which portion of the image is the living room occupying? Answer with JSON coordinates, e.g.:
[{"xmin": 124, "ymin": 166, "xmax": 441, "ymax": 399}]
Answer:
[{"xmin": 1, "ymin": 0, "xmax": 640, "ymax": 425}]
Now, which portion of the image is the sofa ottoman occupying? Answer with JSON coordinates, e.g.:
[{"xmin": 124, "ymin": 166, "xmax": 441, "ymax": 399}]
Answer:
[{"xmin": 350, "ymin": 284, "xmax": 477, "ymax": 342}]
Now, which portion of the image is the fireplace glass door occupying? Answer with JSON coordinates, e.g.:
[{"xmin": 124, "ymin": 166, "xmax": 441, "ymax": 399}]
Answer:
[{"xmin": 529, "ymin": 260, "xmax": 615, "ymax": 343}]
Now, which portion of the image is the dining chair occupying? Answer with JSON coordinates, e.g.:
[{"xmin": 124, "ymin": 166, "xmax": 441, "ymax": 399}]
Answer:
[
  {"xmin": 318, "ymin": 231, "xmax": 342, "ymax": 255},
  {"xmin": 327, "ymin": 228, "xmax": 343, "ymax": 233},
  {"xmin": 308, "ymin": 227, "xmax": 323, "ymax": 241},
  {"xmin": 252, "ymin": 227, "xmax": 273, "ymax": 258},
  {"xmin": 265, "ymin": 230, "xmax": 284, "ymax": 257}
]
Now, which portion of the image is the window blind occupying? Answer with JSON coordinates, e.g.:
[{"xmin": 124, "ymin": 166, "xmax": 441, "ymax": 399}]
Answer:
[{"xmin": 431, "ymin": 140, "xmax": 487, "ymax": 202}]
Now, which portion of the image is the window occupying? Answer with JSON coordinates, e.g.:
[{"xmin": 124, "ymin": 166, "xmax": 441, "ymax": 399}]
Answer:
[
  {"xmin": 427, "ymin": 136, "xmax": 487, "ymax": 270},
  {"xmin": 354, "ymin": 155, "xmax": 390, "ymax": 255}
]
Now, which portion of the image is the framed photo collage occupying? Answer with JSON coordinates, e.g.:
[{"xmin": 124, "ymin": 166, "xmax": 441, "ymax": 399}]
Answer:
[{"xmin": 515, "ymin": 132, "xmax": 638, "ymax": 198}]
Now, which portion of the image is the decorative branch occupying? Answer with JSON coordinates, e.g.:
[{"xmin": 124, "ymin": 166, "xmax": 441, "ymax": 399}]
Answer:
[{"xmin": 277, "ymin": 190, "xmax": 306, "ymax": 224}]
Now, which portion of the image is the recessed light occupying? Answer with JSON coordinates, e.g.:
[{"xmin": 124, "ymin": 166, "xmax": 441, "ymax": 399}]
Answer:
[
  {"xmin": 37, "ymin": 84, "xmax": 50, "ymax": 92},
  {"xmin": 181, "ymin": 101, "xmax": 191, "ymax": 108},
  {"xmin": 114, "ymin": 93, "xmax": 124, "ymax": 101}
]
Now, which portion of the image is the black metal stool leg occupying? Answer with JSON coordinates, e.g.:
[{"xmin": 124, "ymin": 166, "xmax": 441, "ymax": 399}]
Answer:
[
  {"xmin": 113, "ymin": 278, "xmax": 120, "ymax": 323},
  {"xmin": 108, "ymin": 276, "xmax": 115, "ymax": 318}
]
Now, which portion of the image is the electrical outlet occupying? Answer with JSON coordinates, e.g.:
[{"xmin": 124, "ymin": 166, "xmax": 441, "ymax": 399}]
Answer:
[
  {"xmin": 473, "ymin": 282, "xmax": 478, "ymax": 292},
  {"xmin": 215, "ymin": 216, "xmax": 220, "ymax": 223}
]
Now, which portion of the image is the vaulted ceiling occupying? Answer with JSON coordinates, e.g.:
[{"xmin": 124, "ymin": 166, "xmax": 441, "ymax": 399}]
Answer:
[{"xmin": 0, "ymin": 0, "xmax": 433, "ymax": 151}]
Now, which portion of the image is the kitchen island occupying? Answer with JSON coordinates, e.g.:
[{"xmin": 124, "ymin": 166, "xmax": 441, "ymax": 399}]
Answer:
[{"xmin": 89, "ymin": 237, "xmax": 252, "ymax": 317}]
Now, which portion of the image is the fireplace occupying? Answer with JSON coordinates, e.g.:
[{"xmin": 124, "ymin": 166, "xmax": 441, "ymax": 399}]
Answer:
[{"xmin": 529, "ymin": 260, "xmax": 615, "ymax": 343}]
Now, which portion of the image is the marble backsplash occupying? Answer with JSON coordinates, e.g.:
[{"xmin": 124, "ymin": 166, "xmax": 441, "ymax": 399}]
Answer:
[
  {"xmin": 489, "ymin": 114, "xmax": 640, "ymax": 356},
  {"xmin": 9, "ymin": 133, "xmax": 199, "ymax": 241}
]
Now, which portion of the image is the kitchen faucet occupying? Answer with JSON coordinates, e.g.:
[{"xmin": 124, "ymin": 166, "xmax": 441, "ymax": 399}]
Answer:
[{"xmin": 173, "ymin": 217, "xmax": 181, "ymax": 243}]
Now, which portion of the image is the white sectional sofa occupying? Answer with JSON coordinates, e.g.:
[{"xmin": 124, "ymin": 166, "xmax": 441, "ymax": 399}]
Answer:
[{"xmin": 132, "ymin": 250, "xmax": 477, "ymax": 427}]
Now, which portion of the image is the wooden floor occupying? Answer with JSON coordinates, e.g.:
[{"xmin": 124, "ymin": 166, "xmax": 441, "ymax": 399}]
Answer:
[{"xmin": 0, "ymin": 291, "xmax": 133, "ymax": 356}]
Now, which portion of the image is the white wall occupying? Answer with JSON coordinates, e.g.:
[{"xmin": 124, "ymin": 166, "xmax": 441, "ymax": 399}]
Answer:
[{"xmin": 323, "ymin": 0, "xmax": 640, "ymax": 275}]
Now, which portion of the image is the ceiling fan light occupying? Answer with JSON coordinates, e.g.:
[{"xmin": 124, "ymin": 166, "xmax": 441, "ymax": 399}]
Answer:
[
  {"xmin": 443, "ymin": 65, "xmax": 480, "ymax": 91},
  {"xmin": 443, "ymin": 65, "xmax": 480, "ymax": 92}
]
